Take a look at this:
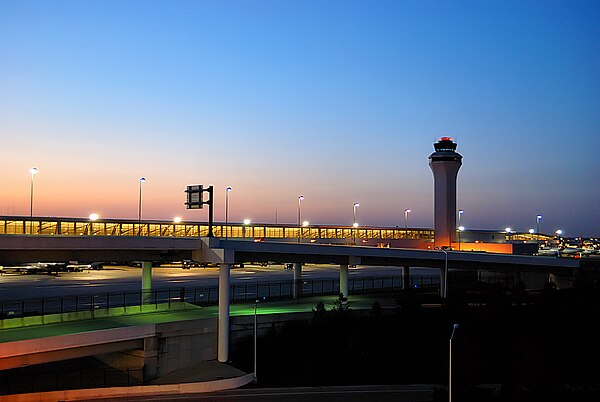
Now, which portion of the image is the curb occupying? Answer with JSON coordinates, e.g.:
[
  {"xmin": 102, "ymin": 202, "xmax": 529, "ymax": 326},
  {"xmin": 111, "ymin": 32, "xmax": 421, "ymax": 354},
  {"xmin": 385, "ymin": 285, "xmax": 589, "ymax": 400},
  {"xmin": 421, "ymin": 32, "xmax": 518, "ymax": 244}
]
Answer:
[{"xmin": 0, "ymin": 373, "xmax": 255, "ymax": 402}]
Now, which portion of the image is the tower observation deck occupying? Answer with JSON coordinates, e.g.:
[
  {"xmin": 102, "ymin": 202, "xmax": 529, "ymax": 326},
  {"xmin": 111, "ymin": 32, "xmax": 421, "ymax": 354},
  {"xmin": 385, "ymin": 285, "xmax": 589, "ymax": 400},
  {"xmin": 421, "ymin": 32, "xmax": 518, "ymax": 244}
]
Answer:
[{"xmin": 429, "ymin": 137, "xmax": 463, "ymax": 248}]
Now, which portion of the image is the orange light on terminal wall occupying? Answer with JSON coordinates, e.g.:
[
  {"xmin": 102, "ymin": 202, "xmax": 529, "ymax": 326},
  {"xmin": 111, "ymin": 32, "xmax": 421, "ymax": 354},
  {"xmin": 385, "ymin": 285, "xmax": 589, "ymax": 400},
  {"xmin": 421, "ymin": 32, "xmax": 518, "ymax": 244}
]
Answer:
[{"xmin": 438, "ymin": 136, "xmax": 454, "ymax": 142}]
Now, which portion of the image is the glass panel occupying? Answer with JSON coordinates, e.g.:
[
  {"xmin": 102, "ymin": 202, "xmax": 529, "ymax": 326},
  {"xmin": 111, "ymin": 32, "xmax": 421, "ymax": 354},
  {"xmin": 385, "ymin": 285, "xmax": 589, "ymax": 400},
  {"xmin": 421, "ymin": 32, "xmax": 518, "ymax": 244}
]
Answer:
[
  {"xmin": 173, "ymin": 224, "xmax": 185, "ymax": 237},
  {"xmin": 286, "ymin": 228, "xmax": 299, "ymax": 238},
  {"xmin": 39, "ymin": 221, "xmax": 57, "ymax": 235},
  {"xmin": 266, "ymin": 227, "xmax": 284, "ymax": 238},
  {"xmin": 148, "ymin": 224, "xmax": 160, "ymax": 236},
  {"xmin": 105, "ymin": 223, "xmax": 120, "ymax": 236},
  {"xmin": 120, "ymin": 224, "xmax": 135, "ymax": 236}
]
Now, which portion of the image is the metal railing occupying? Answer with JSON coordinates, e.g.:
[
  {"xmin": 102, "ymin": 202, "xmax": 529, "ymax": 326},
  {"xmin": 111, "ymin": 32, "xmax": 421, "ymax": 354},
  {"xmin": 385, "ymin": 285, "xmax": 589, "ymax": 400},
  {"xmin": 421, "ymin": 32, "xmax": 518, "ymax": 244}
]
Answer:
[{"xmin": 0, "ymin": 275, "xmax": 441, "ymax": 320}]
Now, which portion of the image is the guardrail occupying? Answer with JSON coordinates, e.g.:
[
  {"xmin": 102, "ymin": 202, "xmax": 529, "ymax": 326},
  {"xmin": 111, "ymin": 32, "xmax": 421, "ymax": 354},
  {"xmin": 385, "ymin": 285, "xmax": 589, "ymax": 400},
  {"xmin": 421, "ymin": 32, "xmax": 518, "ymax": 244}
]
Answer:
[{"xmin": 0, "ymin": 275, "xmax": 441, "ymax": 320}]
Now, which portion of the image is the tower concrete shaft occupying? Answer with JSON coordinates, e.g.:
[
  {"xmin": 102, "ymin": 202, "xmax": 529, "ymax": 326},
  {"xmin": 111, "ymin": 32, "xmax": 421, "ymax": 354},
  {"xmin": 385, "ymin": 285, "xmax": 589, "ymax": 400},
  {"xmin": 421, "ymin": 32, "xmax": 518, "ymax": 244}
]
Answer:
[{"xmin": 429, "ymin": 137, "xmax": 462, "ymax": 248}]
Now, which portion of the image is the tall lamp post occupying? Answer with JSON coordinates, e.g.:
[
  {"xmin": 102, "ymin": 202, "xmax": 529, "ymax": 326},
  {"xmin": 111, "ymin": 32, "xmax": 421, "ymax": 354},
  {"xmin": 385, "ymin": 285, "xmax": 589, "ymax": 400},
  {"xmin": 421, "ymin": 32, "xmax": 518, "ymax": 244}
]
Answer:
[
  {"xmin": 436, "ymin": 246, "xmax": 449, "ymax": 298},
  {"xmin": 297, "ymin": 195, "xmax": 304, "ymax": 243},
  {"xmin": 353, "ymin": 202, "xmax": 359, "ymax": 245},
  {"xmin": 138, "ymin": 177, "xmax": 146, "ymax": 235},
  {"xmin": 404, "ymin": 208, "xmax": 411, "ymax": 229},
  {"xmin": 449, "ymin": 323, "xmax": 460, "ymax": 402},
  {"xmin": 138, "ymin": 177, "xmax": 146, "ymax": 222},
  {"xmin": 457, "ymin": 210, "xmax": 464, "ymax": 249},
  {"xmin": 225, "ymin": 186, "xmax": 232, "ymax": 239},
  {"xmin": 536, "ymin": 214, "xmax": 543, "ymax": 241},
  {"xmin": 29, "ymin": 168, "xmax": 38, "ymax": 217},
  {"xmin": 253, "ymin": 296, "xmax": 265, "ymax": 383},
  {"xmin": 254, "ymin": 298, "xmax": 259, "ymax": 383}
]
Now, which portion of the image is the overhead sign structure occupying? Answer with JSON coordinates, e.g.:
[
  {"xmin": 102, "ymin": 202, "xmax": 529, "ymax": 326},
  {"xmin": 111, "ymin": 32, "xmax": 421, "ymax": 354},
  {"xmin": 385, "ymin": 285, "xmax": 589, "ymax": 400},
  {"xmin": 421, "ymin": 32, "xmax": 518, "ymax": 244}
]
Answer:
[
  {"xmin": 185, "ymin": 185, "xmax": 214, "ymax": 237},
  {"xmin": 185, "ymin": 185, "xmax": 205, "ymax": 209}
]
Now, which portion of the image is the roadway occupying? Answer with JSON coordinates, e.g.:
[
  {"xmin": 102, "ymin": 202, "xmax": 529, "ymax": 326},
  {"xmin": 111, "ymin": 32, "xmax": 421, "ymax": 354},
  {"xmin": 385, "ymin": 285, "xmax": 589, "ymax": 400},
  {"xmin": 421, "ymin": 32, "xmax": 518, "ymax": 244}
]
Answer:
[
  {"xmin": 87, "ymin": 385, "xmax": 435, "ymax": 401},
  {"xmin": 0, "ymin": 264, "xmax": 438, "ymax": 301}
]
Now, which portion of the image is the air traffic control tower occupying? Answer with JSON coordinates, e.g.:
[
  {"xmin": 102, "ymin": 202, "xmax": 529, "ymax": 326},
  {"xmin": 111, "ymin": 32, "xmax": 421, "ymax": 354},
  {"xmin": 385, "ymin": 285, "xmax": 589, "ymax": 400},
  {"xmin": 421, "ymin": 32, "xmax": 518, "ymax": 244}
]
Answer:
[{"xmin": 429, "ymin": 137, "xmax": 463, "ymax": 248}]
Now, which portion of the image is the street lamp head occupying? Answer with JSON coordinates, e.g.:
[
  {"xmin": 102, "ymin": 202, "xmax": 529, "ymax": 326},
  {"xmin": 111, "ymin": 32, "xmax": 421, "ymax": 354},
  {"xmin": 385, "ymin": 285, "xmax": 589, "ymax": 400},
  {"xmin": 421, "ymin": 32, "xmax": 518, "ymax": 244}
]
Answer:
[
  {"xmin": 458, "ymin": 226, "xmax": 465, "ymax": 231},
  {"xmin": 505, "ymin": 227, "xmax": 512, "ymax": 233},
  {"xmin": 226, "ymin": 186, "xmax": 232, "ymax": 192},
  {"xmin": 353, "ymin": 222, "xmax": 359, "ymax": 228},
  {"xmin": 29, "ymin": 167, "xmax": 38, "ymax": 175},
  {"xmin": 173, "ymin": 216, "xmax": 182, "ymax": 223},
  {"xmin": 556, "ymin": 229, "xmax": 563, "ymax": 236},
  {"xmin": 536, "ymin": 214, "xmax": 543, "ymax": 221},
  {"xmin": 529, "ymin": 228, "xmax": 535, "ymax": 234},
  {"xmin": 139, "ymin": 177, "xmax": 146, "ymax": 183},
  {"xmin": 405, "ymin": 208, "xmax": 411, "ymax": 213},
  {"xmin": 302, "ymin": 221, "xmax": 309, "ymax": 227},
  {"xmin": 354, "ymin": 202, "xmax": 360, "ymax": 208},
  {"xmin": 299, "ymin": 195, "xmax": 304, "ymax": 201},
  {"xmin": 243, "ymin": 218, "xmax": 251, "ymax": 225},
  {"xmin": 453, "ymin": 323, "xmax": 460, "ymax": 329},
  {"xmin": 89, "ymin": 213, "xmax": 99, "ymax": 221},
  {"xmin": 458, "ymin": 209, "xmax": 464, "ymax": 215}
]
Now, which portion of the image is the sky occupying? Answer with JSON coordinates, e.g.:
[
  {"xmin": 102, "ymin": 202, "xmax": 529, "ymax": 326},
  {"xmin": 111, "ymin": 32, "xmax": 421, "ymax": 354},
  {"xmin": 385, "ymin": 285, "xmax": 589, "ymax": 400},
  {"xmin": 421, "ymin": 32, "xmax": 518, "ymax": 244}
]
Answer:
[{"xmin": 1, "ymin": 0, "xmax": 599, "ymax": 236}]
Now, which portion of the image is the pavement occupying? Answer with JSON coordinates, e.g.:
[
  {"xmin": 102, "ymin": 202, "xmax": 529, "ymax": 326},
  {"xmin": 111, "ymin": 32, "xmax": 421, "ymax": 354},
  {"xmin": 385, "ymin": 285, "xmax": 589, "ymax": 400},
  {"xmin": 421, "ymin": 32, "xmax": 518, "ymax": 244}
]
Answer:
[{"xmin": 149, "ymin": 360, "xmax": 250, "ymax": 385}]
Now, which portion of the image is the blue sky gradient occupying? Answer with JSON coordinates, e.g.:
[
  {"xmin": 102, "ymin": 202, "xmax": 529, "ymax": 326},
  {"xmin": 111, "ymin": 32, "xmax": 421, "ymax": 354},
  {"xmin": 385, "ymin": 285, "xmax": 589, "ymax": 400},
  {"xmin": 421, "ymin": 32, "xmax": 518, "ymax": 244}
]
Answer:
[{"xmin": 1, "ymin": 1, "xmax": 599, "ymax": 236}]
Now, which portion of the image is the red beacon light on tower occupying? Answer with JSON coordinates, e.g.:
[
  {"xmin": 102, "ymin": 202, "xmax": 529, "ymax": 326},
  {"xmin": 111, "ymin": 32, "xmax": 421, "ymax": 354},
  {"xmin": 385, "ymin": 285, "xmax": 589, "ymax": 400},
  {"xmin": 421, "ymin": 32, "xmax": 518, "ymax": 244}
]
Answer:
[{"xmin": 434, "ymin": 137, "xmax": 458, "ymax": 152}]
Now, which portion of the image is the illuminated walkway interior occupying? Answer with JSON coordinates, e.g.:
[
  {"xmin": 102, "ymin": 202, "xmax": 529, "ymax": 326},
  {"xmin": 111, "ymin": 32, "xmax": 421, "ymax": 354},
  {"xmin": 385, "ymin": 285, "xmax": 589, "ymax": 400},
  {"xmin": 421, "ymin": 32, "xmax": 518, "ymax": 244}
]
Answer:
[{"xmin": 0, "ymin": 216, "xmax": 551, "ymax": 242}]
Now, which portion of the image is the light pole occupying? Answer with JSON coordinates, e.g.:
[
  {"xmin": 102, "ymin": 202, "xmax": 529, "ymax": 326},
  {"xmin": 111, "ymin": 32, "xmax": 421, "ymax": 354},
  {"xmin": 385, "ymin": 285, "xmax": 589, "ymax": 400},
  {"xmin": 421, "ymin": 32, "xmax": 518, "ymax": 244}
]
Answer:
[
  {"xmin": 88, "ymin": 213, "xmax": 99, "ymax": 235},
  {"xmin": 243, "ymin": 218, "xmax": 251, "ymax": 237},
  {"xmin": 253, "ymin": 298, "xmax": 259, "ymax": 383},
  {"xmin": 29, "ymin": 168, "xmax": 38, "ymax": 217},
  {"xmin": 436, "ymin": 246, "xmax": 449, "ymax": 298},
  {"xmin": 457, "ymin": 210, "xmax": 464, "ymax": 249},
  {"xmin": 536, "ymin": 214, "xmax": 543, "ymax": 241},
  {"xmin": 404, "ymin": 208, "xmax": 411, "ymax": 229},
  {"xmin": 138, "ymin": 177, "xmax": 146, "ymax": 221},
  {"xmin": 297, "ymin": 195, "xmax": 304, "ymax": 243},
  {"xmin": 353, "ymin": 202, "xmax": 359, "ymax": 245},
  {"xmin": 137, "ymin": 178, "xmax": 146, "ymax": 236},
  {"xmin": 449, "ymin": 323, "xmax": 459, "ymax": 402},
  {"xmin": 225, "ymin": 186, "xmax": 232, "ymax": 239},
  {"xmin": 253, "ymin": 296, "xmax": 265, "ymax": 383}
]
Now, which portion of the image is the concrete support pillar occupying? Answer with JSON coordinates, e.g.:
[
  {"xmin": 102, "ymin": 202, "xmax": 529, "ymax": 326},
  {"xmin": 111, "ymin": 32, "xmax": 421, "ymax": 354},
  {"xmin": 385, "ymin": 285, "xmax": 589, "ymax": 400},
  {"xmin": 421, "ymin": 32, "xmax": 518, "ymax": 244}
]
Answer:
[
  {"xmin": 440, "ymin": 267, "xmax": 447, "ymax": 298},
  {"xmin": 402, "ymin": 265, "xmax": 410, "ymax": 290},
  {"xmin": 143, "ymin": 337, "xmax": 159, "ymax": 381},
  {"xmin": 293, "ymin": 263, "xmax": 302, "ymax": 299},
  {"xmin": 218, "ymin": 263, "xmax": 231, "ymax": 362},
  {"xmin": 339, "ymin": 264, "xmax": 349, "ymax": 298},
  {"xmin": 142, "ymin": 262, "xmax": 152, "ymax": 304}
]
